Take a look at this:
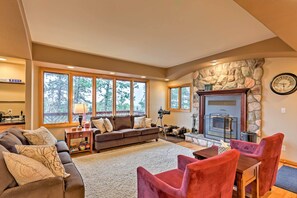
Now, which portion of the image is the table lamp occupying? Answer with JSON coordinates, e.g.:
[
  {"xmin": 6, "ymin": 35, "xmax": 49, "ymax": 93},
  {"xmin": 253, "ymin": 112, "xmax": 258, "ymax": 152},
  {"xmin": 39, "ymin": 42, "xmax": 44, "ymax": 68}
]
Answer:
[{"xmin": 74, "ymin": 104, "xmax": 86, "ymax": 128}]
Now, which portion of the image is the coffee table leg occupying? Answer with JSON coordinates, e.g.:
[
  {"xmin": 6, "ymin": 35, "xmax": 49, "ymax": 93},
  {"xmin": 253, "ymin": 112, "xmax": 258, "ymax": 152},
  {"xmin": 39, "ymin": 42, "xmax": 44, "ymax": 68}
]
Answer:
[
  {"xmin": 251, "ymin": 166, "xmax": 259, "ymax": 198},
  {"xmin": 236, "ymin": 173, "xmax": 245, "ymax": 198}
]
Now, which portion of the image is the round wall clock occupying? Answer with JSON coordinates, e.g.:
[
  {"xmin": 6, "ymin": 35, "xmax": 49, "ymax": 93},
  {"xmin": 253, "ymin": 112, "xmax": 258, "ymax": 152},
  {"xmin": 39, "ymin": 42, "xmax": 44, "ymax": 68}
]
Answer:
[{"xmin": 270, "ymin": 73, "xmax": 297, "ymax": 95}]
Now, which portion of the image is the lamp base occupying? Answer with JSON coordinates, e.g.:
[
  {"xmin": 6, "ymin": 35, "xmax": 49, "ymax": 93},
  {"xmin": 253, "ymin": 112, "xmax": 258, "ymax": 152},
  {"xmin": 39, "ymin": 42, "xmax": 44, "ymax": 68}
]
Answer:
[{"xmin": 78, "ymin": 115, "xmax": 83, "ymax": 128}]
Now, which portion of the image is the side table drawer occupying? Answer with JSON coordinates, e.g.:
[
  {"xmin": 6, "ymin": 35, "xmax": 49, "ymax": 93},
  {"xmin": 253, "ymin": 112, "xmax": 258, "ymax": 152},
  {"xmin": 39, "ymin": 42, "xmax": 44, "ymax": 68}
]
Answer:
[{"xmin": 71, "ymin": 132, "xmax": 89, "ymax": 139}]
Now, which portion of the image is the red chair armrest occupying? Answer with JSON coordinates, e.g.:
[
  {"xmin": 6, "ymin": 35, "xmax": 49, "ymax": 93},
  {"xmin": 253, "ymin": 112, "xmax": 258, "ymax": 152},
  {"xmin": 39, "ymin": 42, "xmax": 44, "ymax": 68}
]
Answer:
[
  {"xmin": 230, "ymin": 139, "xmax": 259, "ymax": 154},
  {"xmin": 137, "ymin": 167, "xmax": 181, "ymax": 197},
  {"xmin": 177, "ymin": 155, "xmax": 198, "ymax": 171}
]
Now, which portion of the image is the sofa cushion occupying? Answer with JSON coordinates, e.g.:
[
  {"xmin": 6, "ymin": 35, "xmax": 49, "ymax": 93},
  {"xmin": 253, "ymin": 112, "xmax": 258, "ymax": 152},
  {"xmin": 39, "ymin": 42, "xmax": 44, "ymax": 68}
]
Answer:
[
  {"xmin": 95, "ymin": 132, "xmax": 123, "ymax": 142},
  {"xmin": 64, "ymin": 163, "xmax": 85, "ymax": 198},
  {"xmin": 104, "ymin": 118, "xmax": 113, "ymax": 132},
  {"xmin": 16, "ymin": 145, "xmax": 70, "ymax": 178},
  {"xmin": 6, "ymin": 127, "xmax": 29, "ymax": 145},
  {"xmin": 92, "ymin": 118, "xmax": 106, "ymax": 133},
  {"xmin": 2, "ymin": 152, "xmax": 55, "ymax": 186},
  {"xmin": 138, "ymin": 127, "xmax": 159, "ymax": 135},
  {"xmin": 90, "ymin": 116, "xmax": 114, "ymax": 129},
  {"xmin": 0, "ymin": 145, "xmax": 17, "ymax": 195},
  {"xmin": 114, "ymin": 116, "xmax": 132, "ymax": 130},
  {"xmin": 23, "ymin": 127, "xmax": 57, "ymax": 145},
  {"xmin": 117, "ymin": 129, "xmax": 141, "ymax": 138},
  {"xmin": 56, "ymin": 141, "xmax": 70, "ymax": 153},
  {"xmin": 0, "ymin": 132, "xmax": 22, "ymax": 153},
  {"xmin": 58, "ymin": 152, "xmax": 72, "ymax": 164},
  {"xmin": 131, "ymin": 115, "xmax": 146, "ymax": 127}
]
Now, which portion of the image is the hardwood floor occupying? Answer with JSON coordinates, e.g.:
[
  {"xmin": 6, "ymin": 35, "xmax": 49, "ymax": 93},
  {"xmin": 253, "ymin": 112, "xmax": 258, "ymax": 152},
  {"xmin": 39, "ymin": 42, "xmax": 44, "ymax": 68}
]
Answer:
[{"xmin": 177, "ymin": 141, "xmax": 297, "ymax": 198}]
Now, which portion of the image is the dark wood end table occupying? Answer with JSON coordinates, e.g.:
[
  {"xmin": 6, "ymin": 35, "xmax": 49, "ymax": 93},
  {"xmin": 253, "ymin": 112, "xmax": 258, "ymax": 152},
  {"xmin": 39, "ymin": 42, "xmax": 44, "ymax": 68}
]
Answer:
[
  {"xmin": 193, "ymin": 146, "xmax": 261, "ymax": 198},
  {"xmin": 64, "ymin": 128, "xmax": 93, "ymax": 154}
]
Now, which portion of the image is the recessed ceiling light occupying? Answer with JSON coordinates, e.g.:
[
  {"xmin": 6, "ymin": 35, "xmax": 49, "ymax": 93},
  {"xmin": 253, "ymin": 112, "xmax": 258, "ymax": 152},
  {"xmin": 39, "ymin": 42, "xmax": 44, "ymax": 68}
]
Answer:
[
  {"xmin": 0, "ymin": 58, "xmax": 7, "ymax": 61},
  {"xmin": 110, "ymin": 72, "xmax": 115, "ymax": 75},
  {"xmin": 165, "ymin": 79, "xmax": 170, "ymax": 81},
  {"xmin": 141, "ymin": 76, "xmax": 146, "ymax": 79},
  {"xmin": 67, "ymin": 66, "xmax": 75, "ymax": 69}
]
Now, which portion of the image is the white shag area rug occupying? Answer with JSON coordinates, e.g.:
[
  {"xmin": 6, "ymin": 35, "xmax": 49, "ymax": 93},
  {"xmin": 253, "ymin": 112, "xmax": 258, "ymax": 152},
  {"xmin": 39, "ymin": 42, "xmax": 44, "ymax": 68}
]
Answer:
[{"xmin": 72, "ymin": 140, "xmax": 194, "ymax": 198}]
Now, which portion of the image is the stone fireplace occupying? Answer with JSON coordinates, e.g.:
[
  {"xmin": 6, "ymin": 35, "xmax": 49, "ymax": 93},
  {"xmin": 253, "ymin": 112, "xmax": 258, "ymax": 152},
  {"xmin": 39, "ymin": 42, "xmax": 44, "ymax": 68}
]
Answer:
[{"xmin": 185, "ymin": 58, "xmax": 264, "ymax": 147}]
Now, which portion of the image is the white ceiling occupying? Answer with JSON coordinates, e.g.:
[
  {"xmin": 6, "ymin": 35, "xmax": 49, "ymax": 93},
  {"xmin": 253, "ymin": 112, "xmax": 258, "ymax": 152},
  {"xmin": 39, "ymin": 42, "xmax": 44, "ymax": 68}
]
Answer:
[{"xmin": 22, "ymin": 0, "xmax": 274, "ymax": 68}]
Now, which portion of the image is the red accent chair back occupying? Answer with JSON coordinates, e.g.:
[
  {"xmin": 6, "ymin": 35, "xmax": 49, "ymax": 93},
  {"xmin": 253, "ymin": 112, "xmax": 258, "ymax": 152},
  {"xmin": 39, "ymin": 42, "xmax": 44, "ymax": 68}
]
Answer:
[
  {"xmin": 231, "ymin": 133, "xmax": 284, "ymax": 196},
  {"xmin": 137, "ymin": 149, "xmax": 240, "ymax": 198}
]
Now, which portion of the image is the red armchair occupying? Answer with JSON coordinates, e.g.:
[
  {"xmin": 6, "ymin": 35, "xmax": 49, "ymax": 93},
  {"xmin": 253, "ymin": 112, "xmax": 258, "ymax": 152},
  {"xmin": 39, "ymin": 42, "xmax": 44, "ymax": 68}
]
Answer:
[
  {"xmin": 137, "ymin": 149, "xmax": 240, "ymax": 198},
  {"xmin": 230, "ymin": 133, "xmax": 284, "ymax": 196}
]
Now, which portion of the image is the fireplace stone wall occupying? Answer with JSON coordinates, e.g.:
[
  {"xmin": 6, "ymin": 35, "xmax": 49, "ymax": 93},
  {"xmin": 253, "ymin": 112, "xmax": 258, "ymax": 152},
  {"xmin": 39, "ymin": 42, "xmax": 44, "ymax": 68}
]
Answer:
[{"xmin": 193, "ymin": 58, "xmax": 264, "ymax": 136}]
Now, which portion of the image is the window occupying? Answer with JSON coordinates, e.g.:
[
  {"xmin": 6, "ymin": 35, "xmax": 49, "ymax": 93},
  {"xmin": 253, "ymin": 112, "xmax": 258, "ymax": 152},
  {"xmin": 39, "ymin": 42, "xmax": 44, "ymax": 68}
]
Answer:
[
  {"xmin": 168, "ymin": 84, "xmax": 191, "ymax": 112},
  {"xmin": 181, "ymin": 87, "xmax": 190, "ymax": 109},
  {"xmin": 170, "ymin": 88, "xmax": 179, "ymax": 109},
  {"xmin": 73, "ymin": 76, "xmax": 93, "ymax": 121},
  {"xmin": 41, "ymin": 68, "xmax": 148, "ymax": 126},
  {"xmin": 43, "ymin": 72, "xmax": 69, "ymax": 124},
  {"xmin": 134, "ymin": 82, "xmax": 146, "ymax": 115},
  {"xmin": 116, "ymin": 80, "xmax": 131, "ymax": 116},
  {"xmin": 96, "ymin": 78, "xmax": 113, "ymax": 116}
]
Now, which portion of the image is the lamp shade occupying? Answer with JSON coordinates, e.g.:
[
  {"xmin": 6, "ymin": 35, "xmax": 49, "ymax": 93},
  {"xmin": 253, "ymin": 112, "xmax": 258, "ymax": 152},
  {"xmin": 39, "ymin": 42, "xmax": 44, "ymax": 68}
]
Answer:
[{"xmin": 73, "ymin": 104, "xmax": 87, "ymax": 114}]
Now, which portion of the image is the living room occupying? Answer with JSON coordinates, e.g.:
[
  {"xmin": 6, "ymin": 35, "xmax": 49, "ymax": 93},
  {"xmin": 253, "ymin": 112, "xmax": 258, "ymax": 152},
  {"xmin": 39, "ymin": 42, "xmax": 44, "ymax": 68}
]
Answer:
[{"xmin": 0, "ymin": 0, "xmax": 297, "ymax": 198}]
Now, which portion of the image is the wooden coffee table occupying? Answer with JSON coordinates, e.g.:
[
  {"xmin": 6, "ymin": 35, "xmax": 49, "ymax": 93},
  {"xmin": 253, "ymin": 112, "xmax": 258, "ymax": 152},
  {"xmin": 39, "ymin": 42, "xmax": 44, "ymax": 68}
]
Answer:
[{"xmin": 193, "ymin": 146, "xmax": 261, "ymax": 198}]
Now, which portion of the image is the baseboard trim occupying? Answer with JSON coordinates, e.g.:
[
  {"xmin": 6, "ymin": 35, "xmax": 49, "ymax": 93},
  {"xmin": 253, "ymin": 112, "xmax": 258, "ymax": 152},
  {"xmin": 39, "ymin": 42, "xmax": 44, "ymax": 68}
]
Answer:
[{"xmin": 280, "ymin": 158, "xmax": 297, "ymax": 167}]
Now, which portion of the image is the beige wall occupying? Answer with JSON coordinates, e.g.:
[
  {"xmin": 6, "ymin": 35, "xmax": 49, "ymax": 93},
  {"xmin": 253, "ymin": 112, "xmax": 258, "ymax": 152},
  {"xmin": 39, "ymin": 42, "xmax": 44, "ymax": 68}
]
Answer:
[
  {"xmin": 149, "ymin": 80, "xmax": 168, "ymax": 124},
  {"xmin": 0, "ymin": 62, "xmax": 26, "ymax": 115},
  {"xmin": 262, "ymin": 58, "xmax": 297, "ymax": 162}
]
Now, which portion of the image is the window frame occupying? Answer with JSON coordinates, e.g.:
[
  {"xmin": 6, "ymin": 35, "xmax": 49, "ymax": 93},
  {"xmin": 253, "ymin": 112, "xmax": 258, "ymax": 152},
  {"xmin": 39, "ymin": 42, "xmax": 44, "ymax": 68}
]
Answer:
[
  {"xmin": 167, "ymin": 84, "xmax": 192, "ymax": 112},
  {"xmin": 40, "ymin": 67, "xmax": 149, "ymax": 128}
]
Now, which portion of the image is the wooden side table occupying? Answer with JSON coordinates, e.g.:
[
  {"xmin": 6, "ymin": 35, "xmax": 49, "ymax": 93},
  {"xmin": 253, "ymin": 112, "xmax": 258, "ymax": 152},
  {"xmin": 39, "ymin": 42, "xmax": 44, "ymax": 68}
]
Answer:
[
  {"xmin": 193, "ymin": 146, "xmax": 261, "ymax": 198},
  {"xmin": 64, "ymin": 128, "xmax": 93, "ymax": 154}
]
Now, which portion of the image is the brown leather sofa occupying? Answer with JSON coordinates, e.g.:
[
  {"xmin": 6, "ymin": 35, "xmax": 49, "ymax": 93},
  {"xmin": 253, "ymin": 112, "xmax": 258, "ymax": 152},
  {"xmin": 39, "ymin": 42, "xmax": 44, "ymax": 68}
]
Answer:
[
  {"xmin": 0, "ymin": 127, "xmax": 84, "ymax": 198},
  {"xmin": 91, "ymin": 115, "xmax": 159, "ymax": 152}
]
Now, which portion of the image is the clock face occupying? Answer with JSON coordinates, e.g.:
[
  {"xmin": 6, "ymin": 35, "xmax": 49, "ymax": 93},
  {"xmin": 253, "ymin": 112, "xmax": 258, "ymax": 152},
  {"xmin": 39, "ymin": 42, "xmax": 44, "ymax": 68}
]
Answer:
[{"xmin": 270, "ymin": 73, "xmax": 297, "ymax": 95}]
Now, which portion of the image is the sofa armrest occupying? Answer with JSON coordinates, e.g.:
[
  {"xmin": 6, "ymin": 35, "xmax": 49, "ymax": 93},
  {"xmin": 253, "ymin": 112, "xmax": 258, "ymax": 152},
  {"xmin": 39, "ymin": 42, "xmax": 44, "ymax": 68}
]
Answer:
[
  {"xmin": 91, "ymin": 128, "xmax": 101, "ymax": 135},
  {"xmin": 0, "ymin": 177, "xmax": 64, "ymax": 198},
  {"xmin": 230, "ymin": 139, "xmax": 259, "ymax": 154},
  {"xmin": 137, "ymin": 167, "xmax": 181, "ymax": 198},
  {"xmin": 177, "ymin": 155, "xmax": 198, "ymax": 171}
]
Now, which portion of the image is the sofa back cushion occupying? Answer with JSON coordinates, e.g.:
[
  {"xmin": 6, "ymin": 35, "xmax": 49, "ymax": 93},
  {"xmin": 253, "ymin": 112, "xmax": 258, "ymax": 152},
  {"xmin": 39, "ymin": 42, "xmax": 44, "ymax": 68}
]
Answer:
[
  {"xmin": 114, "ymin": 116, "xmax": 132, "ymax": 130},
  {"xmin": 90, "ymin": 116, "xmax": 114, "ymax": 128},
  {"xmin": 0, "ymin": 132, "xmax": 22, "ymax": 153},
  {"xmin": 6, "ymin": 127, "xmax": 29, "ymax": 145},
  {"xmin": 0, "ymin": 145, "xmax": 17, "ymax": 194}
]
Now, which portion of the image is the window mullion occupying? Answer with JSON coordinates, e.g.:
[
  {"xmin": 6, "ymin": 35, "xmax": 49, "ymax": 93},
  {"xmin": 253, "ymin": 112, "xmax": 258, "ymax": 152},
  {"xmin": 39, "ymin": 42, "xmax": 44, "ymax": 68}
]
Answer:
[
  {"xmin": 178, "ymin": 87, "xmax": 181, "ymax": 110},
  {"xmin": 112, "ymin": 79, "xmax": 116, "ymax": 116},
  {"xmin": 130, "ymin": 80, "xmax": 134, "ymax": 115},
  {"xmin": 69, "ymin": 73, "xmax": 73, "ymax": 123},
  {"xmin": 92, "ymin": 77, "xmax": 96, "ymax": 117}
]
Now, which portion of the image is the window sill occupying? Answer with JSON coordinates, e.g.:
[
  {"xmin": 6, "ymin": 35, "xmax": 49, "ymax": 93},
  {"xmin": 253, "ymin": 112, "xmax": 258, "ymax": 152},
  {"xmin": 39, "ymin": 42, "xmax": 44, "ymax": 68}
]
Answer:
[
  {"xmin": 168, "ymin": 109, "xmax": 191, "ymax": 113},
  {"xmin": 41, "ymin": 123, "xmax": 79, "ymax": 129}
]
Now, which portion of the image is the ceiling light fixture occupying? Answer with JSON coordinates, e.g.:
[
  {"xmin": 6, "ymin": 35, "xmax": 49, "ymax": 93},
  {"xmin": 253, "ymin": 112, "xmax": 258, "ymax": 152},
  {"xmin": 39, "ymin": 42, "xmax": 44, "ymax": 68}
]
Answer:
[
  {"xmin": 141, "ymin": 76, "xmax": 146, "ymax": 79},
  {"xmin": 165, "ymin": 79, "xmax": 170, "ymax": 81},
  {"xmin": 0, "ymin": 58, "xmax": 7, "ymax": 61},
  {"xmin": 67, "ymin": 66, "xmax": 75, "ymax": 69},
  {"xmin": 110, "ymin": 72, "xmax": 115, "ymax": 75}
]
